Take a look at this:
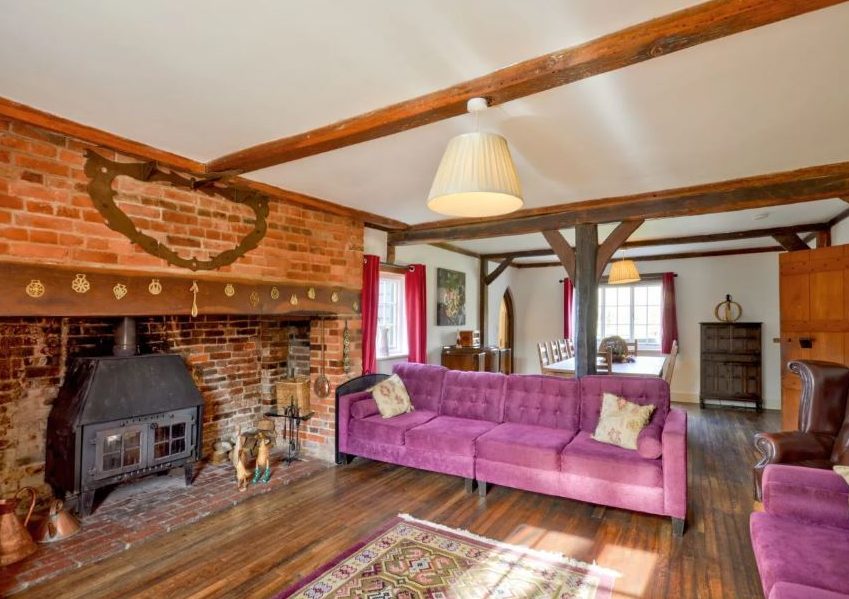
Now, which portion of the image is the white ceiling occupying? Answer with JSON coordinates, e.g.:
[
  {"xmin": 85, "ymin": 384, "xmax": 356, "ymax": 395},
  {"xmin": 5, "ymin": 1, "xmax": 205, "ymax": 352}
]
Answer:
[{"xmin": 1, "ymin": 1, "xmax": 848, "ymax": 256}]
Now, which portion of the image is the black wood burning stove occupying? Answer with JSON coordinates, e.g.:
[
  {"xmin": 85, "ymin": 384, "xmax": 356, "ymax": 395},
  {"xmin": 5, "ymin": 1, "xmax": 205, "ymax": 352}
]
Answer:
[{"xmin": 46, "ymin": 349, "xmax": 203, "ymax": 517}]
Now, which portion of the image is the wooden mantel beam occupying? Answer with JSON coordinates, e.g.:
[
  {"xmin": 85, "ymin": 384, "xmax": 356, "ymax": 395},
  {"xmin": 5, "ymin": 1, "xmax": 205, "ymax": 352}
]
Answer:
[
  {"xmin": 206, "ymin": 0, "xmax": 844, "ymax": 174},
  {"xmin": 389, "ymin": 161, "xmax": 849, "ymax": 245}
]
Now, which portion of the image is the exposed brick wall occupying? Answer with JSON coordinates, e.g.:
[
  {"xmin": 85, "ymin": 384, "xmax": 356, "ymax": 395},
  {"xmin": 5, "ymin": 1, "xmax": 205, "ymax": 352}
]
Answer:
[
  {"xmin": 0, "ymin": 119, "xmax": 363, "ymax": 286},
  {"xmin": 0, "ymin": 314, "xmax": 362, "ymax": 500}
]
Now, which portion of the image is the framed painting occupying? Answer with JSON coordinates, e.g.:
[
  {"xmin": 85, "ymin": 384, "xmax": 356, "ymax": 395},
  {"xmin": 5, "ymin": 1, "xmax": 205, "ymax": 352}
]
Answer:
[{"xmin": 436, "ymin": 268, "xmax": 466, "ymax": 326}]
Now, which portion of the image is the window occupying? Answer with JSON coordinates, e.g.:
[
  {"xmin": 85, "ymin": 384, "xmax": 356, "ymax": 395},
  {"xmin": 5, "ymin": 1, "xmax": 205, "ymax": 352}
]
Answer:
[
  {"xmin": 377, "ymin": 272, "xmax": 407, "ymax": 358},
  {"xmin": 597, "ymin": 282, "xmax": 662, "ymax": 348}
]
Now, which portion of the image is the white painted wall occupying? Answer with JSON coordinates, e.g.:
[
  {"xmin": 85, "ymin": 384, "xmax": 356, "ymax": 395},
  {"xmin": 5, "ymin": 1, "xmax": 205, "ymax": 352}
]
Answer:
[
  {"xmin": 832, "ymin": 218, "xmax": 849, "ymax": 246},
  {"xmin": 511, "ymin": 252, "xmax": 782, "ymax": 410},
  {"xmin": 371, "ymin": 244, "xmax": 480, "ymax": 373},
  {"xmin": 363, "ymin": 227, "xmax": 388, "ymax": 261}
]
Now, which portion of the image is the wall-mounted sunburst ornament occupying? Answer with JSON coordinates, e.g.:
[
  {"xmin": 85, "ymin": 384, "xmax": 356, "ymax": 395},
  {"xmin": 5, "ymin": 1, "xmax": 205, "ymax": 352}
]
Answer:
[
  {"xmin": 26, "ymin": 280, "xmax": 45, "ymax": 298},
  {"xmin": 71, "ymin": 274, "xmax": 90, "ymax": 294}
]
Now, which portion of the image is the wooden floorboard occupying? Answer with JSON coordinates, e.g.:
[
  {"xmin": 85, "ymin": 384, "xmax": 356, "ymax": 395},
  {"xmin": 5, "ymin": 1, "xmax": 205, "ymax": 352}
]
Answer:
[{"xmin": 16, "ymin": 404, "xmax": 777, "ymax": 599}]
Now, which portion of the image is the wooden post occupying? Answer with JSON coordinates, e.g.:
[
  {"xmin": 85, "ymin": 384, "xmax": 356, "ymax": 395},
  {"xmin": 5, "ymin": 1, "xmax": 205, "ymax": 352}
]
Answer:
[
  {"xmin": 816, "ymin": 229, "xmax": 831, "ymax": 248},
  {"xmin": 479, "ymin": 257, "xmax": 488, "ymax": 346},
  {"xmin": 574, "ymin": 224, "xmax": 599, "ymax": 376}
]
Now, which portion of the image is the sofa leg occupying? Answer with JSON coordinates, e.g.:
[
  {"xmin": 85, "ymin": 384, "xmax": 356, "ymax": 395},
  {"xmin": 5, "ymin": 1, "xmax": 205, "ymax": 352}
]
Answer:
[
  {"xmin": 478, "ymin": 481, "xmax": 488, "ymax": 497},
  {"xmin": 672, "ymin": 518, "xmax": 685, "ymax": 537},
  {"xmin": 464, "ymin": 478, "xmax": 475, "ymax": 494}
]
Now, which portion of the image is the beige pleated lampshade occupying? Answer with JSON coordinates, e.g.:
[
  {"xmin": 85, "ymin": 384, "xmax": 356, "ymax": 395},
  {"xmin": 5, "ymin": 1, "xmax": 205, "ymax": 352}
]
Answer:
[
  {"xmin": 609, "ymin": 259, "xmax": 641, "ymax": 285},
  {"xmin": 427, "ymin": 131, "xmax": 523, "ymax": 217}
]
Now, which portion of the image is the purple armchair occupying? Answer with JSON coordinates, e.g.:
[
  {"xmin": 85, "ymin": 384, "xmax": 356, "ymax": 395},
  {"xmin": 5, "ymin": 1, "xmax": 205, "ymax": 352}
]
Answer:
[
  {"xmin": 750, "ymin": 464, "xmax": 849, "ymax": 598},
  {"xmin": 754, "ymin": 360, "xmax": 849, "ymax": 500}
]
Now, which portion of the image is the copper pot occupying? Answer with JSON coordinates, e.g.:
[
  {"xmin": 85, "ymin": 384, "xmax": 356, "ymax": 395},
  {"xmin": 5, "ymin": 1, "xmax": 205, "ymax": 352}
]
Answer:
[
  {"xmin": 0, "ymin": 487, "xmax": 38, "ymax": 566},
  {"xmin": 33, "ymin": 499, "xmax": 80, "ymax": 544}
]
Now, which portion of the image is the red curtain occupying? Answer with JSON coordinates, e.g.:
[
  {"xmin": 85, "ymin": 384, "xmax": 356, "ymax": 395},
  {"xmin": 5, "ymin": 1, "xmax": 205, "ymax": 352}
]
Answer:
[
  {"xmin": 361, "ymin": 255, "xmax": 380, "ymax": 374},
  {"xmin": 661, "ymin": 272, "xmax": 679, "ymax": 354},
  {"xmin": 405, "ymin": 264, "xmax": 427, "ymax": 363},
  {"xmin": 563, "ymin": 278, "xmax": 574, "ymax": 339}
]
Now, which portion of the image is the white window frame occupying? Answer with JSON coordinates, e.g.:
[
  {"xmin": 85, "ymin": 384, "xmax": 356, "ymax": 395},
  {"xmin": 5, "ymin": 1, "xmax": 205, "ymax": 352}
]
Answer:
[
  {"xmin": 376, "ymin": 272, "xmax": 408, "ymax": 360},
  {"xmin": 597, "ymin": 281, "xmax": 663, "ymax": 350}
]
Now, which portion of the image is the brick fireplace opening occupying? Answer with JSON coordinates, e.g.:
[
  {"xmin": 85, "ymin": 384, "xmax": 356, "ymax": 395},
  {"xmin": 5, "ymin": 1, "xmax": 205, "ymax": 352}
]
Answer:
[{"xmin": 0, "ymin": 314, "xmax": 349, "ymax": 504}]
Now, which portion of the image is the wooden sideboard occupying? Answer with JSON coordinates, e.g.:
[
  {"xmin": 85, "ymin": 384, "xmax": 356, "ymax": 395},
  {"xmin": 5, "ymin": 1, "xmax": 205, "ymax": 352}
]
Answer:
[
  {"xmin": 699, "ymin": 322, "xmax": 762, "ymax": 411},
  {"xmin": 441, "ymin": 346, "xmax": 512, "ymax": 374}
]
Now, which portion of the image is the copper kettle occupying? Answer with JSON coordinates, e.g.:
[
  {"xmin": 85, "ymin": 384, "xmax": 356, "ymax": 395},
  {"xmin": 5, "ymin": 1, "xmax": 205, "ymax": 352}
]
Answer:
[
  {"xmin": 0, "ymin": 487, "xmax": 37, "ymax": 566},
  {"xmin": 33, "ymin": 499, "xmax": 80, "ymax": 544}
]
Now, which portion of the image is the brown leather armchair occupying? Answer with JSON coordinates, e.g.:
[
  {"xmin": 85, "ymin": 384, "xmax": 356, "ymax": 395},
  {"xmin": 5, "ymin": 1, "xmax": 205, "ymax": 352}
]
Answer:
[{"xmin": 753, "ymin": 360, "xmax": 849, "ymax": 500}]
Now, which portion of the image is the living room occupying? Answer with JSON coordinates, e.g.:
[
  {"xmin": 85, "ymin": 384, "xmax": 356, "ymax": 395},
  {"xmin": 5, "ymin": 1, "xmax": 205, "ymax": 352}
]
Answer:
[{"xmin": 2, "ymin": 2, "xmax": 849, "ymax": 598}]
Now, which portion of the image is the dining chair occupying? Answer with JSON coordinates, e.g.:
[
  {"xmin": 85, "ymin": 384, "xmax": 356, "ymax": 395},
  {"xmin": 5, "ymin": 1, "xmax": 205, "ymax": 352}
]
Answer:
[
  {"xmin": 597, "ymin": 348, "xmax": 614, "ymax": 374},
  {"xmin": 557, "ymin": 339, "xmax": 570, "ymax": 359},
  {"xmin": 566, "ymin": 338, "xmax": 575, "ymax": 358},
  {"xmin": 549, "ymin": 340, "xmax": 563, "ymax": 362},
  {"xmin": 662, "ymin": 340, "xmax": 679, "ymax": 384},
  {"xmin": 626, "ymin": 339, "xmax": 639, "ymax": 356},
  {"xmin": 537, "ymin": 342, "xmax": 551, "ymax": 370}
]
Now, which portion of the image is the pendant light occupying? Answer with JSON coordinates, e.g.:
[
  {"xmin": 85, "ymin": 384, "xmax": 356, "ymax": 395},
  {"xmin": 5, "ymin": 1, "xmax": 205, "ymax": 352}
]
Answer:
[
  {"xmin": 427, "ymin": 97, "xmax": 523, "ymax": 217},
  {"xmin": 608, "ymin": 254, "xmax": 641, "ymax": 285}
]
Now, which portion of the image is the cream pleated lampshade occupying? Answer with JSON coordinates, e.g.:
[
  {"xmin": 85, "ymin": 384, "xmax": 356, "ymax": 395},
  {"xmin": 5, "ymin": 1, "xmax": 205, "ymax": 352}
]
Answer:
[
  {"xmin": 609, "ymin": 259, "xmax": 641, "ymax": 285},
  {"xmin": 427, "ymin": 131, "xmax": 523, "ymax": 217}
]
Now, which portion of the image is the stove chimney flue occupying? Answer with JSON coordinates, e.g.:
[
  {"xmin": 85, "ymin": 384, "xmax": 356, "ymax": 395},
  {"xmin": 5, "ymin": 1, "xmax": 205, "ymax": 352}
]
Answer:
[{"xmin": 113, "ymin": 317, "xmax": 138, "ymax": 356}]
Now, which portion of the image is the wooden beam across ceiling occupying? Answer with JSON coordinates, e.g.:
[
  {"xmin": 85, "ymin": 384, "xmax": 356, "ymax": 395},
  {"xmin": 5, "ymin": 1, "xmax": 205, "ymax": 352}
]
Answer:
[
  {"xmin": 479, "ymin": 222, "xmax": 828, "ymax": 260},
  {"xmin": 772, "ymin": 232, "xmax": 810, "ymax": 251},
  {"xmin": 389, "ymin": 161, "xmax": 849, "ymax": 245},
  {"xmin": 513, "ymin": 245, "xmax": 784, "ymax": 268},
  {"xmin": 205, "ymin": 0, "xmax": 845, "ymax": 174}
]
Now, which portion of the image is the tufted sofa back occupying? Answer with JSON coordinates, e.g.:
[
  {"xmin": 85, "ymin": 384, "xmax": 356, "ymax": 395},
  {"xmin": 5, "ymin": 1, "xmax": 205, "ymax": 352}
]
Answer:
[
  {"xmin": 503, "ymin": 375, "xmax": 580, "ymax": 430},
  {"xmin": 393, "ymin": 363, "xmax": 447, "ymax": 412},
  {"xmin": 578, "ymin": 376, "xmax": 670, "ymax": 432},
  {"xmin": 439, "ymin": 370, "xmax": 506, "ymax": 422}
]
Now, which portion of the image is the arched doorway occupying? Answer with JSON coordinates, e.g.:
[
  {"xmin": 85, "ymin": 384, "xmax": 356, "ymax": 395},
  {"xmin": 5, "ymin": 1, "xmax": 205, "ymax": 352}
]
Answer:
[{"xmin": 498, "ymin": 288, "xmax": 515, "ymax": 373}]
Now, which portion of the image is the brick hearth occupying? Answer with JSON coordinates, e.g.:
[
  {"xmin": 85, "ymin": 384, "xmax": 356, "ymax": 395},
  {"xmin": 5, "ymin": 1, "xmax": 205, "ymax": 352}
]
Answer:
[{"xmin": 0, "ymin": 456, "xmax": 328, "ymax": 596}]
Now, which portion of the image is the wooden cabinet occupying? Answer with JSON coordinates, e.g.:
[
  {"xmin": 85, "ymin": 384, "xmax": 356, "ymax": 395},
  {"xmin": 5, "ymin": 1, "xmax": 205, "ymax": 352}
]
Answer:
[
  {"xmin": 779, "ymin": 246, "xmax": 849, "ymax": 430},
  {"xmin": 700, "ymin": 322, "xmax": 762, "ymax": 411},
  {"xmin": 441, "ymin": 346, "xmax": 511, "ymax": 373}
]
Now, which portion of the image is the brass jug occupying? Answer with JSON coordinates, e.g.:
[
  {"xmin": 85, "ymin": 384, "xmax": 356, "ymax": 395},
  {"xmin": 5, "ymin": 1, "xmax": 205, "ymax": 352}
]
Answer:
[{"xmin": 0, "ymin": 487, "xmax": 38, "ymax": 566}]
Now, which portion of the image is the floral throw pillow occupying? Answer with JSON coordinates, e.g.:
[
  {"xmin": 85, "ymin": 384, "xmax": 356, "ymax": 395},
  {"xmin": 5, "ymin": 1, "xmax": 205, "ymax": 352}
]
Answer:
[
  {"xmin": 371, "ymin": 374, "xmax": 414, "ymax": 419},
  {"xmin": 592, "ymin": 392, "xmax": 655, "ymax": 450}
]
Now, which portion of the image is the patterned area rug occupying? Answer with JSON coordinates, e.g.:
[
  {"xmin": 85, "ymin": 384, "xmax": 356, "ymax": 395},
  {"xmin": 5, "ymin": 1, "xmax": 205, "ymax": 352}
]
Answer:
[{"xmin": 277, "ymin": 514, "xmax": 618, "ymax": 598}]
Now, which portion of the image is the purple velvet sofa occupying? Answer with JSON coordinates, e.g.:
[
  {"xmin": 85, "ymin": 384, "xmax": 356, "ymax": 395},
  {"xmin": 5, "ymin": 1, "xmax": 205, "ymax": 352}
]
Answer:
[
  {"xmin": 336, "ymin": 363, "xmax": 688, "ymax": 535},
  {"xmin": 751, "ymin": 464, "xmax": 849, "ymax": 599}
]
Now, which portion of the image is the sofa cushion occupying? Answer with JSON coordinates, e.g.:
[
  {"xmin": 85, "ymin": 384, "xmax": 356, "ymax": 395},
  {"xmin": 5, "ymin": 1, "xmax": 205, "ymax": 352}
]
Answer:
[
  {"xmin": 350, "ymin": 398, "xmax": 379, "ymax": 420},
  {"xmin": 371, "ymin": 374, "xmax": 414, "ymax": 418},
  {"xmin": 503, "ymin": 375, "xmax": 580, "ymax": 430},
  {"xmin": 439, "ymin": 371, "xmax": 506, "ymax": 423},
  {"xmin": 349, "ymin": 410, "xmax": 438, "ymax": 446},
  {"xmin": 476, "ymin": 423, "xmax": 577, "ymax": 471},
  {"xmin": 751, "ymin": 512, "xmax": 849, "ymax": 597},
  {"xmin": 405, "ymin": 415, "xmax": 498, "ymax": 456},
  {"xmin": 592, "ymin": 393, "xmax": 655, "ymax": 450},
  {"xmin": 561, "ymin": 431, "xmax": 663, "ymax": 487},
  {"xmin": 393, "ymin": 363, "xmax": 448, "ymax": 412},
  {"xmin": 579, "ymin": 376, "xmax": 670, "ymax": 433},
  {"xmin": 769, "ymin": 582, "xmax": 849, "ymax": 599}
]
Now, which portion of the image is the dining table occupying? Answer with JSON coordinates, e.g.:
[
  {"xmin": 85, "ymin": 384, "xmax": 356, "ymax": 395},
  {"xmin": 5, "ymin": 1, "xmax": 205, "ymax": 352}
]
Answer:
[{"xmin": 543, "ymin": 355, "xmax": 667, "ymax": 378}]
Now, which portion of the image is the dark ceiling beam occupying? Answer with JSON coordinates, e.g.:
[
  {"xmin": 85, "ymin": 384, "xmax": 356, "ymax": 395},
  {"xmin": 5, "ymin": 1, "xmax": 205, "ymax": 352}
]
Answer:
[
  {"xmin": 484, "ymin": 258, "xmax": 514, "ymax": 285},
  {"xmin": 772, "ymin": 232, "xmax": 810, "ymax": 252},
  {"xmin": 513, "ymin": 245, "xmax": 783, "ymax": 268},
  {"xmin": 389, "ymin": 162, "xmax": 849, "ymax": 245},
  {"xmin": 205, "ymin": 0, "xmax": 844, "ymax": 174},
  {"xmin": 479, "ymin": 222, "xmax": 828, "ymax": 260},
  {"xmin": 429, "ymin": 242, "xmax": 480, "ymax": 259},
  {"xmin": 541, "ymin": 230, "xmax": 576, "ymax": 281},
  {"xmin": 596, "ymin": 220, "xmax": 644, "ymax": 280}
]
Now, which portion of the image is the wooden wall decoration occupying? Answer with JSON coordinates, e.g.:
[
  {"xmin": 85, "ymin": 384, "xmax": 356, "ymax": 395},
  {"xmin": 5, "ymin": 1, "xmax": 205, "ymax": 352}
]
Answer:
[
  {"xmin": 779, "ymin": 245, "xmax": 849, "ymax": 430},
  {"xmin": 84, "ymin": 151, "xmax": 269, "ymax": 271},
  {"xmin": 1, "ymin": 262, "xmax": 360, "ymax": 318}
]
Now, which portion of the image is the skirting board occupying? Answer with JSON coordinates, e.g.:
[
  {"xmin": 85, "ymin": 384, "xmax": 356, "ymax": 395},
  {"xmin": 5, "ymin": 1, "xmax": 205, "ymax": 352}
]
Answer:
[{"xmin": 673, "ymin": 391, "xmax": 780, "ymax": 411}]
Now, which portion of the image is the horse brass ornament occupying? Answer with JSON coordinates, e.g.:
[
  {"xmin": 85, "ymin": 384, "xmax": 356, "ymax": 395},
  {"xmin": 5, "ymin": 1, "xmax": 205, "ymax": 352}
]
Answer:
[
  {"xmin": 84, "ymin": 151, "xmax": 269, "ymax": 271},
  {"xmin": 71, "ymin": 274, "xmax": 91, "ymax": 294}
]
